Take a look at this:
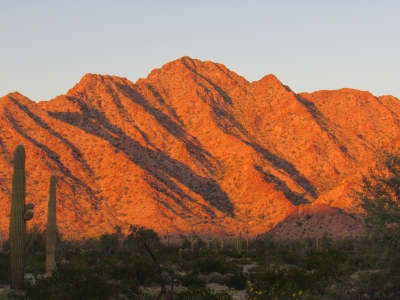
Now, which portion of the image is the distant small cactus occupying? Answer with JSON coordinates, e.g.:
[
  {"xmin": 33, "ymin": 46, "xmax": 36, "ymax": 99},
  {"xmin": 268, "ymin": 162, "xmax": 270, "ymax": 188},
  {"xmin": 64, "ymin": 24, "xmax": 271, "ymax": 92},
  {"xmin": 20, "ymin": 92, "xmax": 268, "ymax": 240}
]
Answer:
[
  {"xmin": 46, "ymin": 175, "xmax": 57, "ymax": 277},
  {"xmin": 238, "ymin": 231, "xmax": 242, "ymax": 255},
  {"xmin": 192, "ymin": 238, "xmax": 199, "ymax": 255}
]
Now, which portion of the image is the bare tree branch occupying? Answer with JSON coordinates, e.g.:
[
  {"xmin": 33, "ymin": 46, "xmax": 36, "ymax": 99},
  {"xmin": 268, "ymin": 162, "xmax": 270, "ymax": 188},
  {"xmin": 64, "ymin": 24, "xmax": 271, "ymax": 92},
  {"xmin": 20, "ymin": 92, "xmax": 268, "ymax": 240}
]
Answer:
[{"xmin": 145, "ymin": 243, "xmax": 175, "ymax": 300}]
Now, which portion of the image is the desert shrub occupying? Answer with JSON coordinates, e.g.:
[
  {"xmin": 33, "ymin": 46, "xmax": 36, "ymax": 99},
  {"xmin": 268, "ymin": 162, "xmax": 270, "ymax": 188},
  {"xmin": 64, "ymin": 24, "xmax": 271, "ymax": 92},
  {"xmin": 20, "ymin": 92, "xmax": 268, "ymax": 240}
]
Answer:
[
  {"xmin": 179, "ymin": 257, "xmax": 196, "ymax": 272},
  {"xmin": 177, "ymin": 272, "xmax": 204, "ymax": 288},
  {"xmin": 22, "ymin": 264, "xmax": 123, "ymax": 300},
  {"xmin": 26, "ymin": 225, "xmax": 46, "ymax": 257},
  {"xmin": 24, "ymin": 257, "xmax": 45, "ymax": 275},
  {"xmin": 302, "ymin": 250, "xmax": 348, "ymax": 281},
  {"xmin": 196, "ymin": 273, "xmax": 207, "ymax": 283},
  {"xmin": 223, "ymin": 271, "xmax": 247, "ymax": 289},
  {"xmin": 0, "ymin": 288, "xmax": 25, "ymax": 300},
  {"xmin": 178, "ymin": 236, "xmax": 191, "ymax": 250},
  {"xmin": 206, "ymin": 272, "xmax": 224, "ymax": 283},
  {"xmin": 19, "ymin": 247, "xmax": 161, "ymax": 300},
  {"xmin": 193, "ymin": 255, "xmax": 239, "ymax": 275},
  {"xmin": 276, "ymin": 250, "xmax": 302, "ymax": 265},
  {"xmin": 323, "ymin": 153, "xmax": 400, "ymax": 299},
  {"xmin": 1, "ymin": 240, "xmax": 10, "ymax": 253},
  {"xmin": 252, "ymin": 236, "xmax": 276, "ymax": 256},
  {"xmin": 247, "ymin": 268, "xmax": 310, "ymax": 300},
  {"xmin": 99, "ymin": 226, "xmax": 123, "ymax": 255},
  {"xmin": 175, "ymin": 286, "xmax": 232, "ymax": 300},
  {"xmin": 160, "ymin": 270, "xmax": 173, "ymax": 285},
  {"xmin": 0, "ymin": 253, "xmax": 10, "ymax": 285},
  {"xmin": 124, "ymin": 225, "xmax": 160, "ymax": 254},
  {"xmin": 172, "ymin": 285, "xmax": 188, "ymax": 294}
]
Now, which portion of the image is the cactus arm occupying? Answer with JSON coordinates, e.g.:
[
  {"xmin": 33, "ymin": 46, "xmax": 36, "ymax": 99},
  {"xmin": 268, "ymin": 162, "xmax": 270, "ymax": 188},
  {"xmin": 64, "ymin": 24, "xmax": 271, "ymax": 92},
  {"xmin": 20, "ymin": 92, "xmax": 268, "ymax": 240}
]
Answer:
[{"xmin": 24, "ymin": 210, "xmax": 34, "ymax": 221}]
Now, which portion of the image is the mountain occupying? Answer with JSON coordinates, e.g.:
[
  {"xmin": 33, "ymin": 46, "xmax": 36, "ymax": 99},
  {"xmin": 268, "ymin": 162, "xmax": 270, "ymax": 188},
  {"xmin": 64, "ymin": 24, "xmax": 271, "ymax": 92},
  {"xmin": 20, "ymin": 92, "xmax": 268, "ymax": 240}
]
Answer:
[{"xmin": 0, "ymin": 56, "xmax": 399, "ymax": 240}]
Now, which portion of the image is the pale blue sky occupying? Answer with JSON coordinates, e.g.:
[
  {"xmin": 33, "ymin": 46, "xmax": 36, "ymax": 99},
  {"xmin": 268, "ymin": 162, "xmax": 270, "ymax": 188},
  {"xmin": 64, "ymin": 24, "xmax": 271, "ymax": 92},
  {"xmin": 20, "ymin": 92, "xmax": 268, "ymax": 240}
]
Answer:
[{"xmin": 1, "ymin": 1, "xmax": 399, "ymax": 101}]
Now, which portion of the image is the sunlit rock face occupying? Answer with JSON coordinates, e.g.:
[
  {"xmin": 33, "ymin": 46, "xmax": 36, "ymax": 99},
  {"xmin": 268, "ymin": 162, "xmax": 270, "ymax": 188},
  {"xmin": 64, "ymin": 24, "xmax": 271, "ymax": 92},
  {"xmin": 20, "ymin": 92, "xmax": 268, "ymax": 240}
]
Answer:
[{"xmin": 0, "ymin": 56, "xmax": 399, "ymax": 239}]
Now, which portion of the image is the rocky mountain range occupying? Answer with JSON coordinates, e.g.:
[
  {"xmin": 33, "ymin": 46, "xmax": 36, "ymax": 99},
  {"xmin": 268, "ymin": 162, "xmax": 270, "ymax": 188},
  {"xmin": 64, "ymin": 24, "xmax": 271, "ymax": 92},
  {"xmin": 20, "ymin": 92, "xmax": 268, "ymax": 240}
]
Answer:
[{"xmin": 1, "ymin": 56, "xmax": 399, "ymax": 240}]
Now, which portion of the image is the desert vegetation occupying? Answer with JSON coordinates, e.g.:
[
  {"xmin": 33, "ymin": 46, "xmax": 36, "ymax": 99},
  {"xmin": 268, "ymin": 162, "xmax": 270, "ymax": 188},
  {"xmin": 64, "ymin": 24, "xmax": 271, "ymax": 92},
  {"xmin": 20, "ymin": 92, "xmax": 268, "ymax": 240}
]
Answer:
[
  {"xmin": 1, "ymin": 147, "xmax": 400, "ymax": 299},
  {"xmin": 0, "ymin": 226, "xmax": 396, "ymax": 300}
]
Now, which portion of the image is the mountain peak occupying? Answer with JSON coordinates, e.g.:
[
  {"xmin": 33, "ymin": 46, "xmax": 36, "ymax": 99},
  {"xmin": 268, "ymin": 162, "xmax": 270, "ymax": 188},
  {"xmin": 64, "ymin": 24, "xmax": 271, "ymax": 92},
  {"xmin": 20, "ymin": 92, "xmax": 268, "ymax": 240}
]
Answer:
[
  {"xmin": 2, "ymin": 91, "xmax": 28, "ymax": 100},
  {"xmin": 65, "ymin": 73, "xmax": 132, "ymax": 99},
  {"xmin": 254, "ymin": 74, "xmax": 284, "ymax": 87},
  {"xmin": 6, "ymin": 91, "xmax": 24, "ymax": 97},
  {"xmin": 0, "ymin": 92, "xmax": 37, "ymax": 110}
]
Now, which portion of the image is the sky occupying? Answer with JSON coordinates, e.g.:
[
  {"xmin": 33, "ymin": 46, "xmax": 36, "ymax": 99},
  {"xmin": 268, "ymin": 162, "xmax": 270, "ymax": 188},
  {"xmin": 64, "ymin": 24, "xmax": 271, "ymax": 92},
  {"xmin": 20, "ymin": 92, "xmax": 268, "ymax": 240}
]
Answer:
[{"xmin": 1, "ymin": 1, "xmax": 399, "ymax": 102}]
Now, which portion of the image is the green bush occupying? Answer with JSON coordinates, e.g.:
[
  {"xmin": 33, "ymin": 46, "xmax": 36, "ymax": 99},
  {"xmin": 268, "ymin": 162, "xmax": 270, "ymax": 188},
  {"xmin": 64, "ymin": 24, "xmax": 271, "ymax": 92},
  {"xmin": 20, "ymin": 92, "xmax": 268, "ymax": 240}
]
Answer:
[
  {"xmin": 193, "ymin": 255, "xmax": 239, "ymax": 275},
  {"xmin": 18, "ymin": 248, "xmax": 160, "ymax": 300},
  {"xmin": 124, "ymin": 225, "xmax": 160, "ymax": 254},
  {"xmin": 247, "ymin": 268, "xmax": 309, "ymax": 300},
  {"xmin": 177, "ymin": 272, "xmax": 204, "ymax": 288},
  {"xmin": 175, "ymin": 286, "xmax": 232, "ymax": 300},
  {"xmin": 0, "ymin": 253, "xmax": 10, "ymax": 285},
  {"xmin": 205, "ymin": 272, "xmax": 224, "ymax": 284},
  {"xmin": 224, "ymin": 271, "xmax": 247, "ymax": 289},
  {"xmin": 276, "ymin": 251, "xmax": 302, "ymax": 265}
]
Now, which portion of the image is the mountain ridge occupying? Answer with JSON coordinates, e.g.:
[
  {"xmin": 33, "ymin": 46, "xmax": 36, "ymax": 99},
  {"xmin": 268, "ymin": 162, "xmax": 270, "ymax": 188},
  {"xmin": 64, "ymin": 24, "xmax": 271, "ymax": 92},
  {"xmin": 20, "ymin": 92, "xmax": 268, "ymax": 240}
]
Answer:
[{"xmin": 0, "ymin": 56, "xmax": 399, "ymax": 240}]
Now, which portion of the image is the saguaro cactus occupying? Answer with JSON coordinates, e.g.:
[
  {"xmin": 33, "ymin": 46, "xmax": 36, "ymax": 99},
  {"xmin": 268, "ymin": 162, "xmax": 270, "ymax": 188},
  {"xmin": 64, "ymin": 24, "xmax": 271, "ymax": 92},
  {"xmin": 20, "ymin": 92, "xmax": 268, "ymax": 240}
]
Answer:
[
  {"xmin": 246, "ymin": 230, "xmax": 249, "ymax": 251},
  {"xmin": 46, "ymin": 175, "xmax": 57, "ymax": 277},
  {"xmin": 264, "ymin": 231, "xmax": 271, "ymax": 268},
  {"xmin": 316, "ymin": 237, "xmax": 320, "ymax": 252},
  {"xmin": 238, "ymin": 231, "xmax": 242, "ymax": 255},
  {"xmin": 214, "ymin": 239, "xmax": 219, "ymax": 254},
  {"xmin": 10, "ymin": 144, "xmax": 34, "ymax": 289},
  {"xmin": 192, "ymin": 238, "xmax": 199, "ymax": 256}
]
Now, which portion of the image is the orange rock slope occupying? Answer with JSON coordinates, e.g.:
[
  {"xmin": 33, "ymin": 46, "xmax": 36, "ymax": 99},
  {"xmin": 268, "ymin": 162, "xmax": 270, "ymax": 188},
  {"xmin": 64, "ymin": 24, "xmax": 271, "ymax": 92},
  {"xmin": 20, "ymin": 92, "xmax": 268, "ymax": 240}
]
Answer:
[{"xmin": 0, "ymin": 56, "xmax": 399, "ymax": 240}]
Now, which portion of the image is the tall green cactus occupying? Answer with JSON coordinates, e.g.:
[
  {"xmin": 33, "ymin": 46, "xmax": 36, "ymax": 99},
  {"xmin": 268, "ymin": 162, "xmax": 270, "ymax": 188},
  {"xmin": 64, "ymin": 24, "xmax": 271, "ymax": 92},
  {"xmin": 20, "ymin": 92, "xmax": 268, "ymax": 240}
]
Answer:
[
  {"xmin": 264, "ymin": 231, "xmax": 271, "ymax": 268},
  {"xmin": 9, "ymin": 144, "xmax": 34, "ymax": 289},
  {"xmin": 46, "ymin": 175, "xmax": 57, "ymax": 277}
]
